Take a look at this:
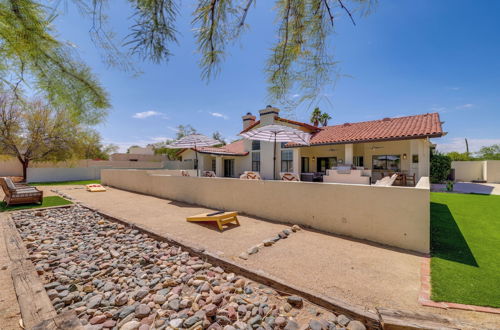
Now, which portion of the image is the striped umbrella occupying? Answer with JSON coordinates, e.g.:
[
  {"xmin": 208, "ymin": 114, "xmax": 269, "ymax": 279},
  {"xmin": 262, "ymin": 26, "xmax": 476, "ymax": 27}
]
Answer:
[
  {"xmin": 239, "ymin": 125, "xmax": 310, "ymax": 179},
  {"xmin": 167, "ymin": 134, "xmax": 220, "ymax": 176}
]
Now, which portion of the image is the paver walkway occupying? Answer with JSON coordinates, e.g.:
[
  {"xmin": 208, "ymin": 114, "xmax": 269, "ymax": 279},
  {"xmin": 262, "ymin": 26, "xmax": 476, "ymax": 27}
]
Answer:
[{"xmin": 56, "ymin": 186, "xmax": 498, "ymax": 329}]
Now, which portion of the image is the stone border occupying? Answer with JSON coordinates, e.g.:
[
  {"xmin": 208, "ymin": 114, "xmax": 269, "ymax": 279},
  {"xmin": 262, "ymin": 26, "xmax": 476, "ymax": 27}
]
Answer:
[{"xmin": 419, "ymin": 257, "xmax": 500, "ymax": 314}]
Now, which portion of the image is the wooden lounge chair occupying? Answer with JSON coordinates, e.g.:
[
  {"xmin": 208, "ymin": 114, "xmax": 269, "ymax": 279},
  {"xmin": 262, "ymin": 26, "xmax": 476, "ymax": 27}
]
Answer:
[
  {"xmin": 186, "ymin": 211, "xmax": 240, "ymax": 231},
  {"xmin": 0, "ymin": 177, "xmax": 43, "ymax": 206},
  {"xmin": 86, "ymin": 184, "xmax": 106, "ymax": 192}
]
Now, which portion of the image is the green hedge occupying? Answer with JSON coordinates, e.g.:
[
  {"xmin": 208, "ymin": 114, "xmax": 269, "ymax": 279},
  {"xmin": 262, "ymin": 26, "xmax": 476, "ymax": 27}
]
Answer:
[{"xmin": 430, "ymin": 153, "xmax": 452, "ymax": 183}]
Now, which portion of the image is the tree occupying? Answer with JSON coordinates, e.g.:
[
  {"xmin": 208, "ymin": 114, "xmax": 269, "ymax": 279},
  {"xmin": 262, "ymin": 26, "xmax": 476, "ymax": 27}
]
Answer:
[
  {"xmin": 0, "ymin": 0, "xmax": 109, "ymax": 124},
  {"xmin": 76, "ymin": 129, "xmax": 118, "ymax": 160},
  {"xmin": 446, "ymin": 151, "xmax": 474, "ymax": 161},
  {"xmin": 0, "ymin": 1, "xmax": 373, "ymax": 109},
  {"xmin": 175, "ymin": 124, "xmax": 197, "ymax": 139},
  {"xmin": 430, "ymin": 152, "xmax": 452, "ymax": 183},
  {"xmin": 0, "ymin": 93, "xmax": 91, "ymax": 181},
  {"xmin": 310, "ymin": 107, "xmax": 322, "ymax": 126},
  {"xmin": 476, "ymin": 144, "xmax": 500, "ymax": 160},
  {"xmin": 127, "ymin": 145, "xmax": 141, "ymax": 154},
  {"xmin": 212, "ymin": 131, "xmax": 226, "ymax": 146},
  {"xmin": 319, "ymin": 112, "xmax": 332, "ymax": 126}
]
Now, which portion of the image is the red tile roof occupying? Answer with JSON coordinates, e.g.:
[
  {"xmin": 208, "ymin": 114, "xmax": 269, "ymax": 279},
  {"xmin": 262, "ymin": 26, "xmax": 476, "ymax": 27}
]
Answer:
[
  {"xmin": 289, "ymin": 113, "xmax": 444, "ymax": 146},
  {"xmin": 179, "ymin": 140, "xmax": 248, "ymax": 156}
]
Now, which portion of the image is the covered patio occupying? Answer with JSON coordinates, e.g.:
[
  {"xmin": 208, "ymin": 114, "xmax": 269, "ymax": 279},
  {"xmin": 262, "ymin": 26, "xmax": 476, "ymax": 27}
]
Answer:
[{"xmin": 291, "ymin": 138, "xmax": 433, "ymax": 185}]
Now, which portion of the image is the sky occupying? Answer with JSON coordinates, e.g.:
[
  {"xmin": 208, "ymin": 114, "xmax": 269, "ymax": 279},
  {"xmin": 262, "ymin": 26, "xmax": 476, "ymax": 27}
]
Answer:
[{"xmin": 52, "ymin": 0, "xmax": 500, "ymax": 152}]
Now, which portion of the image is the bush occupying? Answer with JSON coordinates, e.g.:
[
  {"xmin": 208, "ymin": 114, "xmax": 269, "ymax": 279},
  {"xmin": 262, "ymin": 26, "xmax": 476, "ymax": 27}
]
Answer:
[{"xmin": 430, "ymin": 153, "xmax": 452, "ymax": 183}]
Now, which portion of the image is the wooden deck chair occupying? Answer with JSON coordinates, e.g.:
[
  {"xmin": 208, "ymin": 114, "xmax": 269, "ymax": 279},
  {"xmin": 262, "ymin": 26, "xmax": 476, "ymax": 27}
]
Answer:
[{"xmin": 0, "ymin": 177, "xmax": 43, "ymax": 206}]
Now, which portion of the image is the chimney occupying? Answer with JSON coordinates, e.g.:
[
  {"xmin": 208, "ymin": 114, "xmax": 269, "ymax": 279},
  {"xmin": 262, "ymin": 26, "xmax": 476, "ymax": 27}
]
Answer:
[
  {"xmin": 242, "ymin": 112, "xmax": 256, "ymax": 130},
  {"xmin": 259, "ymin": 105, "xmax": 280, "ymax": 124}
]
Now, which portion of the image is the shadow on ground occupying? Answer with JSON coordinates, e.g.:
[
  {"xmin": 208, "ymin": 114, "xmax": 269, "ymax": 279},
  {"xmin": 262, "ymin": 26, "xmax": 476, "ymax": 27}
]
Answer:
[{"xmin": 430, "ymin": 202, "xmax": 478, "ymax": 267}]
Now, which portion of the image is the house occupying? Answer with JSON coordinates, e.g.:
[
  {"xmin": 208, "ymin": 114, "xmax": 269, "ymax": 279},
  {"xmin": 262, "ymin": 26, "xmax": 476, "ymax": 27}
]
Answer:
[
  {"xmin": 111, "ymin": 146, "xmax": 166, "ymax": 162},
  {"xmin": 178, "ymin": 106, "xmax": 445, "ymax": 182}
]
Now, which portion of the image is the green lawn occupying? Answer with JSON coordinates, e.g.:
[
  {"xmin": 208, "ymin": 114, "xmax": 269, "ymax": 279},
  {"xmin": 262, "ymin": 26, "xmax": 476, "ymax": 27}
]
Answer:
[
  {"xmin": 0, "ymin": 196, "xmax": 73, "ymax": 212},
  {"xmin": 28, "ymin": 179, "xmax": 100, "ymax": 186},
  {"xmin": 430, "ymin": 192, "xmax": 500, "ymax": 307}
]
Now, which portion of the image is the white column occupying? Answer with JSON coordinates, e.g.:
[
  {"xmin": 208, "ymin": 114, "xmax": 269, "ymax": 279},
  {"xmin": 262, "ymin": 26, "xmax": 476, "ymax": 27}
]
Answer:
[
  {"xmin": 293, "ymin": 148, "xmax": 301, "ymax": 174},
  {"xmin": 215, "ymin": 157, "xmax": 223, "ymax": 177},
  {"xmin": 344, "ymin": 144, "xmax": 354, "ymax": 166},
  {"xmin": 418, "ymin": 139, "xmax": 430, "ymax": 180}
]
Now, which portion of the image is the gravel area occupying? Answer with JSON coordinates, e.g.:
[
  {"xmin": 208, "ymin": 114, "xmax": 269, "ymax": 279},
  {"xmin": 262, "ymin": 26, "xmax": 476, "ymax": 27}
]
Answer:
[{"xmin": 12, "ymin": 206, "xmax": 366, "ymax": 330}]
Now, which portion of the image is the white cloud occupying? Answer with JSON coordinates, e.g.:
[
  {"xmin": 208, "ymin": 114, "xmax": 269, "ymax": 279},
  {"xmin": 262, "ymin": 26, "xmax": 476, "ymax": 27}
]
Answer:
[
  {"xmin": 435, "ymin": 137, "xmax": 500, "ymax": 153},
  {"xmin": 167, "ymin": 126, "xmax": 179, "ymax": 132},
  {"xmin": 210, "ymin": 112, "xmax": 229, "ymax": 120},
  {"xmin": 455, "ymin": 103, "xmax": 475, "ymax": 110},
  {"xmin": 446, "ymin": 86, "xmax": 460, "ymax": 91},
  {"xmin": 133, "ymin": 111, "xmax": 168, "ymax": 119},
  {"xmin": 430, "ymin": 106, "xmax": 446, "ymax": 113},
  {"xmin": 291, "ymin": 93, "xmax": 301, "ymax": 98}
]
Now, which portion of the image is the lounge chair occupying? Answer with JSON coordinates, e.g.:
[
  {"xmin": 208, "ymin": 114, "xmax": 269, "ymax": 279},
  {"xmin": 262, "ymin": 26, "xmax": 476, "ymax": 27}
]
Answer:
[
  {"xmin": 280, "ymin": 172, "xmax": 300, "ymax": 181},
  {"xmin": 0, "ymin": 177, "xmax": 43, "ymax": 206},
  {"xmin": 374, "ymin": 174, "xmax": 398, "ymax": 187},
  {"xmin": 202, "ymin": 171, "xmax": 216, "ymax": 177},
  {"xmin": 239, "ymin": 171, "xmax": 261, "ymax": 180},
  {"xmin": 181, "ymin": 170, "xmax": 190, "ymax": 177}
]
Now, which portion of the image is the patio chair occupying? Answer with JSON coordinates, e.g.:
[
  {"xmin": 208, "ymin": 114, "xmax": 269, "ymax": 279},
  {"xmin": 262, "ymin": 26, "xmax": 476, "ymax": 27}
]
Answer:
[
  {"xmin": 239, "ymin": 171, "xmax": 261, "ymax": 180},
  {"xmin": 181, "ymin": 170, "xmax": 190, "ymax": 177},
  {"xmin": 374, "ymin": 174, "xmax": 398, "ymax": 187},
  {"xmin": 202, "ymin": 171, "xmax": 216, "ymax": 177},
  {"xmin": 406, "ymin": 173, "xmax": 416, "ymax": 186},
  {"xmin": 281, "ymin": 172, "xmax": 300, "ymax": 181},
  {"xmin": 0, "ymin": 177, "xmax": 43, "ymax": 206}
]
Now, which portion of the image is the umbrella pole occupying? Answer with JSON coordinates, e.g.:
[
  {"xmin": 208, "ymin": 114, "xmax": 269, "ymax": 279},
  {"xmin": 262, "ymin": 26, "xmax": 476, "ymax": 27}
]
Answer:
[
  {"xmin": 273, "ymin": 133, "xmax": 277, "ymax": 180},
  {"xmin": 195, "ymin": 143, "xmax": 199, "ymax": 177}
]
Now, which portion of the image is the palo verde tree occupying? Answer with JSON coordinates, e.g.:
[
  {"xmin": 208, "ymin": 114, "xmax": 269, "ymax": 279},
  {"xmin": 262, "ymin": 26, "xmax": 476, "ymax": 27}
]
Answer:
[
  {"xmin": 0, "ymin": 0, "xmax": 110, "ymax": 124},
  {"xmin": 0, "ymin": 92, "xmax": 101, "ymax": 180},
  {"xmin": 0, "ymin": 0, "xmax": 374, "ymax": 110}
]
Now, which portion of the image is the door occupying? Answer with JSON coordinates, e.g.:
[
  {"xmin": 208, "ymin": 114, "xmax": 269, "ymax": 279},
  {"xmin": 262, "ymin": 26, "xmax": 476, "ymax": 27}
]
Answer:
[
  {"xmin": 317, "ymin": 157, "xmax": 337, "ymax": 173},
  {"xmin": 301, "ymin": 157, "xmax": 310, "ymax": 173},
  {"xmin": 224, "ymin": 159, "xmax": 235, "ymax": 177}
]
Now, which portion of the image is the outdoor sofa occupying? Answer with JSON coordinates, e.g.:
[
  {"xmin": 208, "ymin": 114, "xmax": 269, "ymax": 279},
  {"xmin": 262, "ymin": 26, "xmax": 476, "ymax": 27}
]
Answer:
[{"xmin": 0, "ymin": 177, "xmax": 43, "ymax": 206}]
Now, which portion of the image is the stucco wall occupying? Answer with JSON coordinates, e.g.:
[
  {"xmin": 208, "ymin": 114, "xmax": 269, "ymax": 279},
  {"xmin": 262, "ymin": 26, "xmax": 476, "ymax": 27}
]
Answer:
[
  {"xmin": 102, "ymin": 169, "xmax": 430, "ymax": 253},
  {"xmin": 452, "ymin": 161, "xmax": 485, "ymax": 182},
  {"xmin": 485, "ymin": 160, "xmax": 500, "ymax": 183}
]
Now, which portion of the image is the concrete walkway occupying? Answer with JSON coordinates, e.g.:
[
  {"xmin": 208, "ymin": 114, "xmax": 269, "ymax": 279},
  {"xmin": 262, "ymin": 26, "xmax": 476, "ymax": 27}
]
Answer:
[
  {"xmin": 431, "ymin": 182, "xmax": 500, "ymax": 195},
  {"xmin": 54, "ymin": 186, "xmax": 498, "ymax": 329}
]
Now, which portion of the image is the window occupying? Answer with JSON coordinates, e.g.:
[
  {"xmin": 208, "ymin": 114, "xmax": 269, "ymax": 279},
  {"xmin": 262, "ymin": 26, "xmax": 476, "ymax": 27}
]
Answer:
[
  {"xmin": 372, "ymin": 155, "xmax": 401, "ymax": 171},
  {"xmin": 252, "ymin": 152, "xmax": 260, "ymax": 172},
  {"xmin": 252, "ymin": 140, "xmax": 261, "ymax": 150},
  {"xmin": 281, "ymin": 149, "xmax": 293, "ymax": 172},
  {"xmin": 412, "ymin": 154, "xmax": 419, "ymax": 163},
  {"xmin": 211, "ymin": 158, "xmax": 216, "ymax": 172},
  {"xmin": 301, "ymin": 157, "xmax": 310, "ymax": 172},
  {"xmin": 353, "ymin": 156, "xmax": 364, "ymax": 167}
]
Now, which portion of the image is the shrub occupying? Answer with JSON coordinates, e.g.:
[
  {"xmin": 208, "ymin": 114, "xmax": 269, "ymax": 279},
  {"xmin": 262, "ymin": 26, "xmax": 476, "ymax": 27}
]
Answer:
[{"xmin": 430, "ymin": 153, "xmax": 452, "ymax": 183}]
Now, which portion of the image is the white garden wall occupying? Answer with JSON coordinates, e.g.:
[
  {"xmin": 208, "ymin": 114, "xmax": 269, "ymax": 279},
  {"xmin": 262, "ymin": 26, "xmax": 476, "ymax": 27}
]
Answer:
[{"xmin": 102, "ymin": 169, "xmax": 431, "ymax": 253}]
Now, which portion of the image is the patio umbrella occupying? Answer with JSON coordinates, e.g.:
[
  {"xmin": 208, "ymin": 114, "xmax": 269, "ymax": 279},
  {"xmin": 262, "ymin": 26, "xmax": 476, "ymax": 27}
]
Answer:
[
  {"xmin": 239, "ymin": 124, "xmax": 310, "ymax": 180},
  {"xmin": 166, "ymin": 134, "xmax": 220, "ymax": 176}
]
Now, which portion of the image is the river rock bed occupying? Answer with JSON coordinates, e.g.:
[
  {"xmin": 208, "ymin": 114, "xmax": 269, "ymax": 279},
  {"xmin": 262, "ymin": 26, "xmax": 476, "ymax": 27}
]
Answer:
[{"xmin": 12, "ymin": 206, "xmax": 366, "ymax": 330}]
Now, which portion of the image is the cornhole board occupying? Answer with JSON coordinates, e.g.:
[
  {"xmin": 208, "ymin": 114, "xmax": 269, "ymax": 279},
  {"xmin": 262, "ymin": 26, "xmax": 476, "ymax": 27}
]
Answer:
[
  {"xmin": 86, "ymin": 184, "xmax": 106, "ymax": 192},
  {"xmin": 186, "ymin": 211, "xmax": 240, "ymax": 231}
]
